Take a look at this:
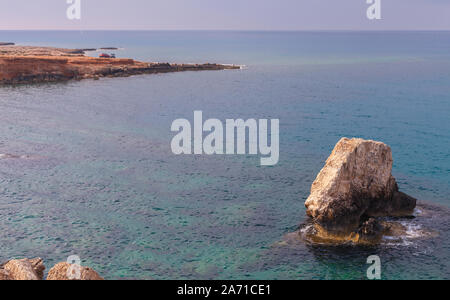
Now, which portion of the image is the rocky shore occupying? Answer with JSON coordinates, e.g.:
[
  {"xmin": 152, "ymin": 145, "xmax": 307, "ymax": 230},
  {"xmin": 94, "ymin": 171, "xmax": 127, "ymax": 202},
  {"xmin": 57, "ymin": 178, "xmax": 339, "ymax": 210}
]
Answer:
[
  {"xmin": 0, "ymin": 258, "xmax": 103, "ymax": 280},
  {"xmin": 301, "ymin": 138, "xmax": 417, "ymax": 245},
  {"xmin": 0, "ymin": 45, "xmax": 240, "ymax": 85}
]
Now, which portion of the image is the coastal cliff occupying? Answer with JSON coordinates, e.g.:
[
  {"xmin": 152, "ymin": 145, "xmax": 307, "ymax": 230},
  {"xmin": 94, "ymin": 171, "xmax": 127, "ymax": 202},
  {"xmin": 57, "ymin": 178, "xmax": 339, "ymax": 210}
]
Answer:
[{"xmin": 0, "ymin": 45, "xmax": 240, "ymax": 85}]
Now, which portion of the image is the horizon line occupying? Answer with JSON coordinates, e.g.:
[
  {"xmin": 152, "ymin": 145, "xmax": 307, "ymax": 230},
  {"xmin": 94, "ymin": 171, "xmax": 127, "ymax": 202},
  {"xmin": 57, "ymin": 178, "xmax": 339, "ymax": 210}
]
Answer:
[{"xmin": 1, "ymin": 29, "xmax": 450, "ymax": 32}]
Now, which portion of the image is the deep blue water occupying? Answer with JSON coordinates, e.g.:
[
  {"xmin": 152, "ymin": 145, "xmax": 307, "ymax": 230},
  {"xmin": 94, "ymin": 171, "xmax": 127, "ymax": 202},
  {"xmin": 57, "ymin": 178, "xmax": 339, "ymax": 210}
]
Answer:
[{"xmin": 0, "ymin": 31, "xmax": 449, "ymax": 279}]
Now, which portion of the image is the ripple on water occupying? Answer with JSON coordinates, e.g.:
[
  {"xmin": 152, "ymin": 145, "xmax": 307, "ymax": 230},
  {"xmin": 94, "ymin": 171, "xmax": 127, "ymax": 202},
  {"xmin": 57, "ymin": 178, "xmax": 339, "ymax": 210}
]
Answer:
[{"xmin": 269, "ymin": 202, "xmax": 449, "ymax": 279}]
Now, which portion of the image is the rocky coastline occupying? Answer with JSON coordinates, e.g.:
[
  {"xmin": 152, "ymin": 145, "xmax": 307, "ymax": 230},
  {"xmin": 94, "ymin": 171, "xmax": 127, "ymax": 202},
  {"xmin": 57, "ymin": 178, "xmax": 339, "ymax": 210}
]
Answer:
[
  {"xmin": 0, "ymin": 258, "xmax": 103, "ymax": 280},
  {"xmin": 0, "ymin": 45, "xmax": 240, "ymax": 85}
]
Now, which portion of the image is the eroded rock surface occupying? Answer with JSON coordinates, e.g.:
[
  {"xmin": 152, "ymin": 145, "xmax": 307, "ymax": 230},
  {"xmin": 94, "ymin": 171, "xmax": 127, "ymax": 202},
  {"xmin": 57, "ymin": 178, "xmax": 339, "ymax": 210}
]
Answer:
[
  {"xmin": 47, "ymin": 262, "xmax": 104, "ymax": 280},
  {"xmin": 0, "ymin": 258, "xmax": 103, "ymax": 280},
  {"xmin": 0, "ymin": 258, "xmax": 45, "ymax": 280},
  {"xmin": 304, "ymin": 138, "xmax": 416, "ymax": 242},
  {"xmin": 0, "ymin": 269, "xmax": 10, "ymax": 280}
]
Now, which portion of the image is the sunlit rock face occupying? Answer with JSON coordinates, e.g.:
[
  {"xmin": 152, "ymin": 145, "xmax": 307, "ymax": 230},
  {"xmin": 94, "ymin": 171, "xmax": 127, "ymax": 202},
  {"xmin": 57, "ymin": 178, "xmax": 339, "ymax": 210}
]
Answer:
[
  {"xmin": 0, "ymin": 258, "xmax": 45, "ymax": 280},
  {"xmin": 47, "ymin": 262, "xmax": 104, "ymax": 280},
  {"xmin": 0, "ymin": 258, "xmax": 103, "ymax": 280},
  {"xmin": 304, "ymin": 138, "xmax": 416, "ymax": 242}
]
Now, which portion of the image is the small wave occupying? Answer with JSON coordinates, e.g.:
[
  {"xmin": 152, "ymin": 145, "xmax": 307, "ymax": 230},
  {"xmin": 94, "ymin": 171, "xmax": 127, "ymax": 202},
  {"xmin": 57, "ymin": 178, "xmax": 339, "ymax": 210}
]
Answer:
[
  {"xmin": 400, "ymin": 221, "xmax": 424, "ymax": 239},
  {"xmin": 382, "ymin": 220, "xmax": 431, "ymax": 247},
  {"xmin": 299, "ymin": 224, "xmax": 314, "ymax": 235},
  {"xmin": 413, "ymin": 207, "xmax": 423, "ymax": 216},
  {"xmin": 0, "ymin": 153, "xmax": 31, "ymax": 159},
  {"xmin": 382, "ymin": 237, "xmax": 414, "ymax": 247},
  {"xmin": 217, "ymin": 63, "xmax": 247, "ymax": 70},
  {"xmin": 0, "ymin": 153, "xmax": 19, "ymax": 159}
]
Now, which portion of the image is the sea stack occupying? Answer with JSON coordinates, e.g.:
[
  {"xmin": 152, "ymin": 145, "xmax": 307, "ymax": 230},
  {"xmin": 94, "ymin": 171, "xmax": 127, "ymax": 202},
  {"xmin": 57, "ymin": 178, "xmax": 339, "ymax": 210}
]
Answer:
[{"xmin": 303, "ymin": 138, "xmax": 416, "ymax": 243}]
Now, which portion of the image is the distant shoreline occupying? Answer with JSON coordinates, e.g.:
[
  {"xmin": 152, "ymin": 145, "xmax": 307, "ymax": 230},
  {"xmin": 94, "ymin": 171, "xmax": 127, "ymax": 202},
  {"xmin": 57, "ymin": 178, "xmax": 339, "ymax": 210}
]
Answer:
[{"xmin": 0, "ymin": 44, "xmax": 240, "ymax": 85}]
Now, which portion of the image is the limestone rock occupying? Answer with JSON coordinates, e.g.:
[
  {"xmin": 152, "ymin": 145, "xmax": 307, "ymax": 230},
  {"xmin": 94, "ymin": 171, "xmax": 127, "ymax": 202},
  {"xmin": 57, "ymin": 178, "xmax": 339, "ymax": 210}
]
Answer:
[
  {"xmin": 0, "ymin": 269, "xmax": 10, "ymax": 280},
  {"xmin": 29, "ymin": 258, "xmax": 46, "ymax": 280},
  {"xmin": 305, "ymin": 138, "xmax": 416, "ymax": 235},
  {"xmin": 1, "ymin": 258, "xmax": 45, "ymax": 280},
  {"xmin": 47, "ymin": 262, "xmax": 104, "ymax": 280}
]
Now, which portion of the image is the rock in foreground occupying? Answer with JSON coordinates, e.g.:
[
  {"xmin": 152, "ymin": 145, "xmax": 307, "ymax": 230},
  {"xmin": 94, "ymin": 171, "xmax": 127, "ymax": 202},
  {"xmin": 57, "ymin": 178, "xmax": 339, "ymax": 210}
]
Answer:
[
  {"xmin": 304, "ymin": 138, "xmax": 416, "ymax": 243},
  {"xmin": 47, "ymin": 262, "xmax": 104, "ymax": 280},
  {"xmin": 0, "ymin": 258, "xmax": 45, "ymax": 280},
  {"xmin": 0, "ymin": 258, "xmax": 103, "ymax": 280}
]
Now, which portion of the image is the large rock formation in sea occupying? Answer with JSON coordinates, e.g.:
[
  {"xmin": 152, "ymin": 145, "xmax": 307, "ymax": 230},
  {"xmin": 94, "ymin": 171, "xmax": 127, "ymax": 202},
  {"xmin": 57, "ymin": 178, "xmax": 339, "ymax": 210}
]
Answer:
[
  {"xmin": 303, "ymin": 138, "xmax": 416, "ymax": 243},
  {"xmin": 0, "ymin": 258, "xmax": 103, "ymax": 280}
]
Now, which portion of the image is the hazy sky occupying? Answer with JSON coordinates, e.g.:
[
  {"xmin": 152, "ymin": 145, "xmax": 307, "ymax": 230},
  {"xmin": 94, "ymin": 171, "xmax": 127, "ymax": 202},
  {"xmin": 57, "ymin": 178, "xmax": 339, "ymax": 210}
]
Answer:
[{"xmin": 0, "ymin": 0, "xmax": 449, "ymax": 30}]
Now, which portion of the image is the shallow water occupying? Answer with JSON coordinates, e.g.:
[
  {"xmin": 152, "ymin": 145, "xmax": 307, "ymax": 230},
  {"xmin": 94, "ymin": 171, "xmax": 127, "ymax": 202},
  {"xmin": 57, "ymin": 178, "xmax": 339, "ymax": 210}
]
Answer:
[{"xmin": 0, "ymin": 31, "xmax": 449, "ymax": 279}]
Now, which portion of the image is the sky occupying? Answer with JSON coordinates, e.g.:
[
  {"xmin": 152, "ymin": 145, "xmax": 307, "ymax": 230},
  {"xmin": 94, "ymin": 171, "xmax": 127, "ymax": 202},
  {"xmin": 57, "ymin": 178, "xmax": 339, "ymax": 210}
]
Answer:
[{"xmin": 0, "ymin": 0, "xmax": 449, "ymax": 31}]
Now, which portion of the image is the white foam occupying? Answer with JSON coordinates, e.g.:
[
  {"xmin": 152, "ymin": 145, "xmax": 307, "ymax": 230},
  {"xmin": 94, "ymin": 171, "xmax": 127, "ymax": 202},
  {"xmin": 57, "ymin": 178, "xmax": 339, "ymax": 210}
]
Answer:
[
  {"xmin": 0, "ymin": 153, "xmax": 28, "ymax": 159},
  {"xmin": 381, "ymin": 220, "xmax": 426, "ymax": 247},
  {"xmin": 401, "ymin": 221, "xmax": 424, "ymax": 239},
  {"xmin": 299, "ymin": 224, "xmax": 314, "ymax": 234}
]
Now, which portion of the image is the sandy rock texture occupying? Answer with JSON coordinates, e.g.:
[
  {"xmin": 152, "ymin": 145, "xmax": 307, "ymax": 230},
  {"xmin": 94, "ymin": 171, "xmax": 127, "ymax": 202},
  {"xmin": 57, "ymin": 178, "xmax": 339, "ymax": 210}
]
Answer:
[
  {"xmin": 304, "ymin": 138, "xmax": 416, "ymax": 243},
  {"xmin": 0, "ymin": 258, "xmax": 45, "ymax": 280},
  {"xmin": 47, "ymin": 262, "xmax": 104, "ymax": 280},
  {"xmin": 0, "ymin": 258, "xmax": 103, "ymax": 280}
]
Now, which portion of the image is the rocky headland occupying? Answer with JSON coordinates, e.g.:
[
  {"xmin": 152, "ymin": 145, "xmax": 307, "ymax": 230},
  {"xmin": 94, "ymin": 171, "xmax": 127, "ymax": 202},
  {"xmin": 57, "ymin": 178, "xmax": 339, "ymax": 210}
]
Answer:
[
  {"xmin": 0, "ymin": 45, "xmax": 240, "ymax": 85},
  {"xmin": 0, "ymin": 258, "xmax": 103, "ymax": 280},
  {"xmin": 301, "ymin": 138, "xmax": 417, "ymax": 245}
]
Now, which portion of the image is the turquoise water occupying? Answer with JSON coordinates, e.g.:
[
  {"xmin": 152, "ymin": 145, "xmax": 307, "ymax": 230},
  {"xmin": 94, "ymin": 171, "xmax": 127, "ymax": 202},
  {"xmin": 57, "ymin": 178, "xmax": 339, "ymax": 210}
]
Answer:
[{"xmin": 0, "ymin": 31, "xmax": 449, "ymax": 279}]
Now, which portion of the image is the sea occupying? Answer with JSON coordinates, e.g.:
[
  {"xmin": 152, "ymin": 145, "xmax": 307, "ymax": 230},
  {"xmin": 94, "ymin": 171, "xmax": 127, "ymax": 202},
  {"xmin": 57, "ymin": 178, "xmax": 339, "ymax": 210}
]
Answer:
[{"xmin": 0, "ymin": 31, "xmax": 449, "ymax": 279}]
